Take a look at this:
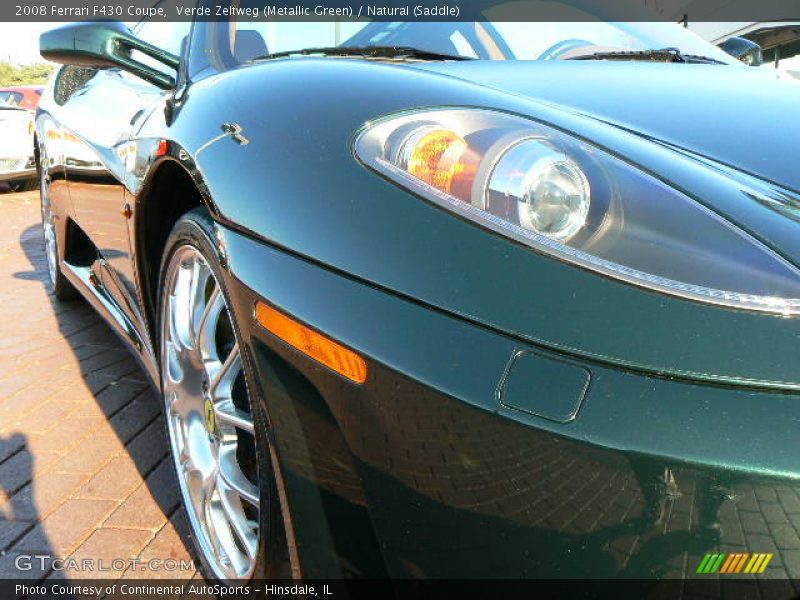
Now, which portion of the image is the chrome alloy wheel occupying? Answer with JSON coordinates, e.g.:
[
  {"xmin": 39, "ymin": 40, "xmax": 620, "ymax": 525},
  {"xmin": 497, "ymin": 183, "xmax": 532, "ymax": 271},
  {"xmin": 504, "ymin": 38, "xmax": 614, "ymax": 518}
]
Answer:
[
  {"xmin": 40, "ymin": 168, "xmax": 57, "ymax": 287},
  {"xmin": 161, "ymin": 245, "xmax": 260, "ymax": 580}
]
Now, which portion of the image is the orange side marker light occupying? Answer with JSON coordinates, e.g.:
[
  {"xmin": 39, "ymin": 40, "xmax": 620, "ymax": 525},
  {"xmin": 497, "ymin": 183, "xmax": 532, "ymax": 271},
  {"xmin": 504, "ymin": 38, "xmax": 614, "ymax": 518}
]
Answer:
[{"xmin": 255, "ymin": 302, "xmax": 367, "ymax": 384}]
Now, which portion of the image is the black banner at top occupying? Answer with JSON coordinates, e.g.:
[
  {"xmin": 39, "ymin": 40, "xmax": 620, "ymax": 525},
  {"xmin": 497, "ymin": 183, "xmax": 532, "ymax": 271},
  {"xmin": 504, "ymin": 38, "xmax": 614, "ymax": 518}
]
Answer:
[{"xmin": 4, "ymin": 0, "xmax": 800, "ymax": 22}]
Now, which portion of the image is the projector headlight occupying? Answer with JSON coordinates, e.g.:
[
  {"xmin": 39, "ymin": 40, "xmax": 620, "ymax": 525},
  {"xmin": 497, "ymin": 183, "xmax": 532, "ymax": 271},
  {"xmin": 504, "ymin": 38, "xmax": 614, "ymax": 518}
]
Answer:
[{"xmin": 354, "ymin": 108, "xmax": 800, "ymax": 316}]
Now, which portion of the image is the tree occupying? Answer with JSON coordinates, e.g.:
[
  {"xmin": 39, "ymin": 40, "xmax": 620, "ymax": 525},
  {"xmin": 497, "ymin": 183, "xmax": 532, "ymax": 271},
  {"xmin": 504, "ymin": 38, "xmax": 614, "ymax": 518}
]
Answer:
[{"xmin": 0, "ymin": 62, "xmax": 55, "ymax": 87}]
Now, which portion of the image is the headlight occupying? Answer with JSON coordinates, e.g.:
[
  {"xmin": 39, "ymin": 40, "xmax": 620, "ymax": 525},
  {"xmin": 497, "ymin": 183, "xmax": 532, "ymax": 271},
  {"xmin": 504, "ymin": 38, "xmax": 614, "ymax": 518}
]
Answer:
[
  {"xmin": 354, "ymin": 108, "xmax": 800, "ymax": 316},
  {"xmin": 488, "ymin": 138, "xmax": 590, "ymax": 241}
]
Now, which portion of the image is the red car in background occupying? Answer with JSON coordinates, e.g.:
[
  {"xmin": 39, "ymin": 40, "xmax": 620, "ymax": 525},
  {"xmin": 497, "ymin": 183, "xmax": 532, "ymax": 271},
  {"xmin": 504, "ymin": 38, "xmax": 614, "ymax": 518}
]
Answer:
[{"xmin": 0, "ymin": 86, "xmax": 43, "ymax": 111}]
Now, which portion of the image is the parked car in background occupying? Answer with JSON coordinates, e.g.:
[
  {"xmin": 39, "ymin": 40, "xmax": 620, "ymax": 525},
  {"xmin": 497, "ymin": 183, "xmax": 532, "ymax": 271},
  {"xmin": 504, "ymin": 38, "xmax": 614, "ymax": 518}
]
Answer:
[
  {"xmin": 0, "ymin": 85, "xmax": 43, "ymax": 111},
  {"xmin": 0, "ymin": 105, "xmax": 36, "ymax": 191}
]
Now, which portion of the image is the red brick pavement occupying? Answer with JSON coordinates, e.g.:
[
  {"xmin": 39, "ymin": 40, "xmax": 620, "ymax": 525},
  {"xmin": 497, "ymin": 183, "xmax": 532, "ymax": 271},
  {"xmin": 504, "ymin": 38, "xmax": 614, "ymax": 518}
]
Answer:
[{"xmin": 0, "ymin": 191, "xmax": 200, "ymax": 583}]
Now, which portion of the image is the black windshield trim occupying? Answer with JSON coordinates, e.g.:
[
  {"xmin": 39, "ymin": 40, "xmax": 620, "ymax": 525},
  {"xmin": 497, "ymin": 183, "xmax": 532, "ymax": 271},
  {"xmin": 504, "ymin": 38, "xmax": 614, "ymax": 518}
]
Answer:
[
  {"xmin": 252, "ymin": 45, "xmax": 476, "ymax": 62},
  {"xmin": 568, "ymin": 47, "xmax": 727, "ymax": 65}
]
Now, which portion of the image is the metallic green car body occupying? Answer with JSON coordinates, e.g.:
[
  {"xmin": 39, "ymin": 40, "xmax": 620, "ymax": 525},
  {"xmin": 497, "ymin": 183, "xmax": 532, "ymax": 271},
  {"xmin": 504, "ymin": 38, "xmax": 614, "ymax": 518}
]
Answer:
[{"xmin": 35, "ymin": 18, "xmax": 800, "ymax": 586}]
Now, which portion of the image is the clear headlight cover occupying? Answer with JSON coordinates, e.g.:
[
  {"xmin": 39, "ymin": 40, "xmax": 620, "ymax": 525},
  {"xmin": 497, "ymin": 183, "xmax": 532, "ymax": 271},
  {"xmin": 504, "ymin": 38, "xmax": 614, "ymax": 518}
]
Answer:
[{"xmin": 354, "ymin": 108, "xmax": 800, "ymax": 316}]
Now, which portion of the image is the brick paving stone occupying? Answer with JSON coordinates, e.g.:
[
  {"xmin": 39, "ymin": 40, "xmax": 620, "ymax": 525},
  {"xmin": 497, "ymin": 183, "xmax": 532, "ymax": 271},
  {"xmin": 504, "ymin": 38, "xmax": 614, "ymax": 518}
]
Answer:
[
  {"xmin": 0, "ymin": 434, "xmax": 25, "ymax": 463},
  {"xmin": 1, "ymin": 471, "xmax": 89, "ymax": 521},
  {"xmin": 756, "ymin": 487, "xmax": 780, "ymax": 504},
  {"xmin": 769, "ymin": 523, "xmax": 800, "ymax": 550},
  {"xmin": 75, "ymin": 454, "xmax": 147, "ymax": 501},
  {"xmin": 0, "ymin": 519, "xmax": 32, "ymax": 551},
  {"xmin": 0, "ymin": 372, "xmax": 41, "ymax": 399},
  {"xmin": 49, "ymin": 434, "xmax": 126, "ymax": 475},
  {"xmin": 762, "ymin": 503, "xmax": 791, "ymax": 525},
  {"xmin": 780, "ymin": 549, "xmax": 800, "ymax": 578},
  {"xmin": 78, "ymin": 349, "xmax": 133, "ymax": 376},
  {"xmin": 80, "ymin": 371, "xmax": 122, "ymax": 396},
  {"xmin": 104, "ymin": 460, "xmax": 179, "ymax": 531},
  {"xmin": 123, "ymin": 514, "xmax": 196, "ymax": 580},
  {"xmin": 0, "ymin": 381, "xmax": 63, "ymax": 412},
  {"xmin": 24, "ymin": 416, "xmax": 105, "ymax": 456},
  {"xmin": 740, "ymin": 510, "xmax": 770, "ymax": 535},
  {"xmin": 12, "ymin": 399, "xmax": 77, "ymax": 435},
  {"xmin": 30, "ymin": 452, "xmax": 63, "ymax": 478},
  {"xmin": 777, "ymin": 489, "xmax": 800, "ymax": 515},
  {"xmin": 76, "ymin": 380, "xmax": 148, "ymax": 418},
  {"xmin": 107, "ymin": 391, "xmax": 161, "ymax": 444},
  {"xmin": 13, "ymin": 498, "xmax": 118, "ymax": 556},
  {"xmin": 745, "ymin": 533, "xmax": 780, "ymax": 556},
  {"xmin": 0, "ymin": 449, "xmax": 36, "ymax": 495},
  {"xmin": 123, "ymin": 418, "xmax": 169, "ymax": 475},
  {"xmin": 97, "ymin": 357, "xmax": 147, "ymax": 382},
  {"xmin": 67, "ymin": 528, "xmax": 154, "ymax": 580},
  {"xmin": 735, "ymin": 488, "xmax": 760, "ymax": 512}
]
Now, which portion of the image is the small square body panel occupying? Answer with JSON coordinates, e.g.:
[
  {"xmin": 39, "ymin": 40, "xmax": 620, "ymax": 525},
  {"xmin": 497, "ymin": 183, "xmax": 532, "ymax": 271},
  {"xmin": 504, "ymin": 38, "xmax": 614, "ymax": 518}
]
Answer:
[{"xmin": 499, "ymin": 351, "xmax": 591, "ymax": 423}]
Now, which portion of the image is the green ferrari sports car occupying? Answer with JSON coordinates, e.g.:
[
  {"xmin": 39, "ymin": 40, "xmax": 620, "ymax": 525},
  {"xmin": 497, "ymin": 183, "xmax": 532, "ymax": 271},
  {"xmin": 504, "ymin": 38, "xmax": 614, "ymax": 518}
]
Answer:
[{"xmin": 35, "ymin": 0, "xmax": 800, "ymax": 589}]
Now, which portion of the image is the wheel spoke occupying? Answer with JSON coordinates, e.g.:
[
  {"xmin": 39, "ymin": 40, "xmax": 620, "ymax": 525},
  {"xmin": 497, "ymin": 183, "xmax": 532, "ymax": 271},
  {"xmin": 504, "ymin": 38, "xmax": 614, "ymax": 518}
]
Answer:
[
  {"xmin": 188, "ymin": 259, "xmax": 211, "ymax": 346},
  {"xmin": 215, "ymin": 398, "xmax": 254, "ymax": 434},
  {"xmin": 210, "ymin": 342, "xmax": 241, "ymax": 400},
  {"xmin": 165, "ymin": 339, "xmax": 184, "ymax": 384},
  {"xmin": 200, "ymin": 470, "xmax": 228, "ymax": 564},
  {"xmin": 218, "ymin": 475, "xmax": 259, "ymax": 559},
  {"xmin": 219, "ymin": 444, "xmax": 259, "ymax": 507},
  {"xmin": 184, "ymin": 461, "xmax": 206, "ymax": 520},
  {"xmin": 167, "ymin": 389, "xmax": 181, "ymax": 417},
  {"xmin": 196, "ymin": 285, "xmax": 223, "ymax": 359},
  {"xmin": 167, "ymin": 295, "xmax": 181, "ymax": 349},
  {"xmin": 172, "ymin": 265, "xmax": 194, "ymax": 350}
]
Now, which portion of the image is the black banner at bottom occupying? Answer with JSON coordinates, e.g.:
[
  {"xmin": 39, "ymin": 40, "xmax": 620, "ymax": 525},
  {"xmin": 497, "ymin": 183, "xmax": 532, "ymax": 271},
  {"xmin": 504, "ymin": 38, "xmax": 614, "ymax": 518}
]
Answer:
[{"xmin": 5, "ymin": 579, "xmax": 800, "ymax": 600}]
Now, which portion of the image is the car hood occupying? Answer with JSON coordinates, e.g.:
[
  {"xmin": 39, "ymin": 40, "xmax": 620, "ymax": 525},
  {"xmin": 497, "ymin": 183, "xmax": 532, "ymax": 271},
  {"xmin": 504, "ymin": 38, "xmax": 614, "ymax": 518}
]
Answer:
[
  {"xmin": 180, "ymin": 57, "xmax": 800, "ymax": 387},
  {"xmin": 412, "ymin": 61, "xmax": 800, "ymax": 192}
]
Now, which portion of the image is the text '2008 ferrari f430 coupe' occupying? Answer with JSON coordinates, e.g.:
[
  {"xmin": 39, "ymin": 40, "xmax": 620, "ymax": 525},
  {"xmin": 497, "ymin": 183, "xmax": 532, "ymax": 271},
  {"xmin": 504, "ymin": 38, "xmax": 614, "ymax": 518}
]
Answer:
[{"xmin": 35, "ymin": 0, "xmax": 800, "ymax": 585}]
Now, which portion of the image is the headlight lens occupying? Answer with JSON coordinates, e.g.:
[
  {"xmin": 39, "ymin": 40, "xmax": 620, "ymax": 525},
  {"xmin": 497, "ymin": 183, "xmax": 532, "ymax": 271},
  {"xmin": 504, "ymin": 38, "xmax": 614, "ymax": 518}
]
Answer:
[
  {"xmin": 355, "ymin": 108, "xmax": 800, "ymax": 316},
  {"xmin": 489, "ymin": 138, "xmax": 590, "ymax": 240}
]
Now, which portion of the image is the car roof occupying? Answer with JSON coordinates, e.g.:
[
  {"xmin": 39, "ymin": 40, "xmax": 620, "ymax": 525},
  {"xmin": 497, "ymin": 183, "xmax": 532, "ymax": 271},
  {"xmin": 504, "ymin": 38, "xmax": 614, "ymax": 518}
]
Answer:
[{"xmin": 0, "ymin": 86, "xmax": 42, "ymax": 93}]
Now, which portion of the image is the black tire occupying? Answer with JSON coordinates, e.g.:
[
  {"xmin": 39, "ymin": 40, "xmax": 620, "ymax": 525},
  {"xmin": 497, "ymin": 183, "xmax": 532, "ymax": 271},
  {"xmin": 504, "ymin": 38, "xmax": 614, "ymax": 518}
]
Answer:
[
  {"xmin": 157, "ymin": 207, "xmax": 288, "ymax": 582},
  {"xmin": 13, "ymin": 177, "xmax": 39, "ymax": 192}
]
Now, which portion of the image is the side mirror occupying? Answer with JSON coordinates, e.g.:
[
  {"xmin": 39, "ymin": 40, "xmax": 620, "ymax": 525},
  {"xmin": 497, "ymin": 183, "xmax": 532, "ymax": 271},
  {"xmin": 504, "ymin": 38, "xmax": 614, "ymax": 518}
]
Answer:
[
  {"xmin": 40, "ymin": 22, "xmax": 180, "ymax": 89},
  {"xmin": 719, "ymin": 36, "xmax": 763, "ymax": 67}
]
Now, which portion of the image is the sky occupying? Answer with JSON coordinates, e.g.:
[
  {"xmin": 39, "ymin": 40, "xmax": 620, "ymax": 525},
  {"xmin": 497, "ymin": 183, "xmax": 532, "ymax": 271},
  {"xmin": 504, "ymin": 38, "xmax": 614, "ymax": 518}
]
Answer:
[
  {"xmin": 0, "ymin": 20, "xmax": 753, "ymax": 66},
  {"xmin": 0, "ymin": 23, "xmax": 60, "ymax": 64}
]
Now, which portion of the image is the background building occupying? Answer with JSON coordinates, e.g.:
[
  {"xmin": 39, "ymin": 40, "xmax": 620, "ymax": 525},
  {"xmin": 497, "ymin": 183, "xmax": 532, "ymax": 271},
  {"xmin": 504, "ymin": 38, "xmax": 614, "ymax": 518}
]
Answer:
[{"xmin": 635, "ymin": 0, "xmax": 800, "ymax": 78}]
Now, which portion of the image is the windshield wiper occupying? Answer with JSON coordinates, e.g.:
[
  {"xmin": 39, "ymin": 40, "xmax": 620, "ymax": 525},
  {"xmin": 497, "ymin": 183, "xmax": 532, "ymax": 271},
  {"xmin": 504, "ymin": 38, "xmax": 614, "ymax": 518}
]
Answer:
[
  {"xmin": 253, "ymin": 45, "xmax": 475, "ymax": 62},
  {"xmin": 568, "ymin": 47, "xmax": 726, "ymax": 65}
]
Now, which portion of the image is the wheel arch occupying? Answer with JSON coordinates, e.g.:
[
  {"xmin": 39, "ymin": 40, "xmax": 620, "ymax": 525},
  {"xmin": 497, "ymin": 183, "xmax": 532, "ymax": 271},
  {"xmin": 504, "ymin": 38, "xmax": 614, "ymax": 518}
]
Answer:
[{"xmin": 134, "ymin": 154, "xmax": 210, "ymax": 347}]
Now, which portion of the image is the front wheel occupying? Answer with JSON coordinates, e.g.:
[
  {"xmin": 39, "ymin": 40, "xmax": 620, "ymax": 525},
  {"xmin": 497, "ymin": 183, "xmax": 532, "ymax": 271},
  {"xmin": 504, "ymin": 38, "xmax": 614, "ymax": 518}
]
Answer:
[{"xmin": 158, "ymin": 208, "xmax": 286, "ymax": 581}]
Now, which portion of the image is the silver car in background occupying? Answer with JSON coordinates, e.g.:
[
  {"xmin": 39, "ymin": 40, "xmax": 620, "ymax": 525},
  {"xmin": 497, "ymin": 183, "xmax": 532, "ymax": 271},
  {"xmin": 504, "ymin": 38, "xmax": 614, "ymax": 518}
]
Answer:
[{"xmin": 0, "ymin": 105, "xmax": 36, "ymax": 191}]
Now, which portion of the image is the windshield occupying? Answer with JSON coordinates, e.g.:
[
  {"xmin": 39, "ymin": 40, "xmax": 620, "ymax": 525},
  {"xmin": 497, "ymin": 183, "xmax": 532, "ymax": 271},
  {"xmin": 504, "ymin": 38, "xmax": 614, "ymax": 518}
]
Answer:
[
  {"xmin": 193, "ymin": 1, "xmax": 736, "ymax": 73},
  {"xmin": 0, "ymin": 91, "xmax": 24, "ymax": 107},
  {"xmin": 339, "ymin": 21, "xmax": 734, "ymax": 61}
]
